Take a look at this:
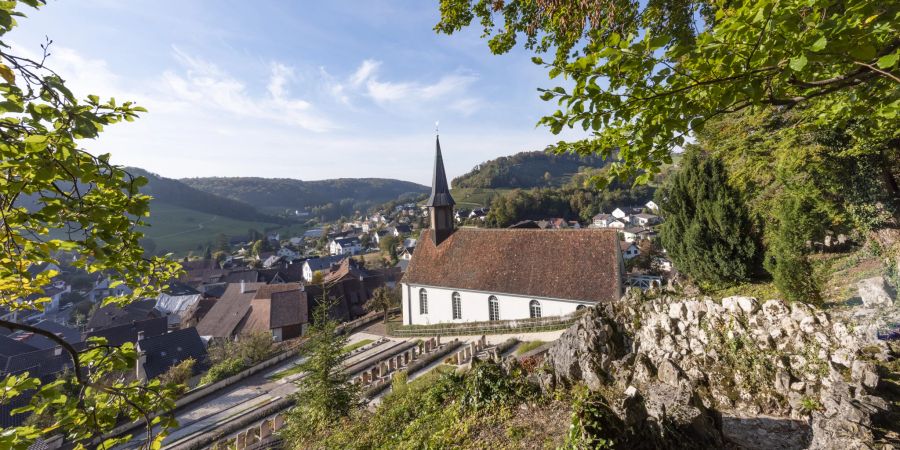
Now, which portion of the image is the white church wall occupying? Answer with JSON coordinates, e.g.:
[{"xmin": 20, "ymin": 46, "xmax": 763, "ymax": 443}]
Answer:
[{"xmin": 401, "ymin": 283, "xmax": 591, "ymax": 326}]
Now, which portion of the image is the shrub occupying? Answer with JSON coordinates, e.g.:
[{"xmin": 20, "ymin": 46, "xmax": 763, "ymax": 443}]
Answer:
[
  {"xmin": 158, "ymin": 358, "xmax": 196, "ymax": 392},
  {"xmin": 200, "ymin": 357, "xmax": 244, "ymax": 385}
]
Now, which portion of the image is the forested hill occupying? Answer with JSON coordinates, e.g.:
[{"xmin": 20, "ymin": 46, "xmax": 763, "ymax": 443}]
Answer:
[
  {"xmin": 180, "ymin": 177, "xmax": 428, "ymax": 218},
  {"xmin": 126, "ymin": 168, "xmax": 286, "ymax": 224},
  {"xmin": 452, "ymin": 150, "xmax": 607, "ymax": 189}
]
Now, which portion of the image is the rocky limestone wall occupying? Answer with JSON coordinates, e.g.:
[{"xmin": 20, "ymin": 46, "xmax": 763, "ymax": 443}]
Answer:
[{"xmin": 546, "ymin": 291, "xmax": 897, "ymax": 449}]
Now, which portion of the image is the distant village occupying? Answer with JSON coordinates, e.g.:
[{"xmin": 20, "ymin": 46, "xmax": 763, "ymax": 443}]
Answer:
[{"xmin": 0, "ymin": 138, "xmax": 673, "ymax": 432}]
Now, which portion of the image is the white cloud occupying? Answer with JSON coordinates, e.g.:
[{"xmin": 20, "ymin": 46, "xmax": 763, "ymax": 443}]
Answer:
[
  {"xmin": 349, "ymin": 59, "xmax": 380, "ymax": 87},
  {"xmin": 334, "ymin": 59, "xmax": 483, "ymax": 115},
  {"xmin": 161, "ymin": 46, "xmax": 331, "ymax": 132},
  {"xmin": 267, "ymin": 62, "xmax": 293, "ymax": 98}
]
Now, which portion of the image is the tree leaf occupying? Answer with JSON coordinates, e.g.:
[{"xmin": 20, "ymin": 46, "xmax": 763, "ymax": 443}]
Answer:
[
  {"xmin": 809, "ymin": 36, "xmax": 827, "ymax": 52},
  {"xmin": 789, "ymin": 55, "xmax": 808, "ymax": 72},
  {"xmin": 0, "ymin": 62, "xmax": 13, "ymax": 84},
  {"xmin": 876, "ymin": 52, "xmax": 898, "ymax": 69}
]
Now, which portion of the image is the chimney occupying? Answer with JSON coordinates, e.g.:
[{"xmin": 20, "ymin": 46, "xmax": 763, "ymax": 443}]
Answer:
[
  {"xmin": 53, "ymin": 346, "xmax": 62, "ymax": 357},
  {"xmin": 137, "ymin": 331, "xmax": 144, "ymax": 342},
  {"xmin": 240, "ymin": 280, "xmax": 246, "ymax": 293},
  {"xmin": 137, "ymin": 349, "xmax": 146, "ymax": 381}
]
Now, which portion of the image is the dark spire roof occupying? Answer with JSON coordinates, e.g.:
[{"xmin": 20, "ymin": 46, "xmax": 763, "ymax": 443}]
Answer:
[{"xmin": 426, "ymin": 135, "xmax": 455, "ymax": 207}]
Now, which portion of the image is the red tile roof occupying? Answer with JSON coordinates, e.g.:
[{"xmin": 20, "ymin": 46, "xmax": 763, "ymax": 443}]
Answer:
[
  {"xmin": 242, "ymin": 283, "xmax": 308, "ymax": 334},
  {"xmin": 196, "ymin": 282, "xmax": 264, "ymax": 338},
  {"xmin": 404, "ymin": 228, "xmax": 622, "ymax": 303}
]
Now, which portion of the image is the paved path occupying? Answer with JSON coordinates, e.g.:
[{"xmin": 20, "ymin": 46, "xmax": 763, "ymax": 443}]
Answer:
[
  {"xmin": 441, "ymin": 329, "xmax": 566, "ymax": 345},
  {"xmin": 116, "ymin": 331, "xmax": 407, "ymax": 449}
]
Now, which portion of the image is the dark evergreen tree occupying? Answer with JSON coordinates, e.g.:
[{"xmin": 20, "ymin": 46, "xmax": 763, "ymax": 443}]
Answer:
[
  {"xmin": 656, "ymin": 150, "xmax": 761, "ymax": 285},
  {"xmin": 764, "ymin": 190, "xmax": 824, "ymax": 303}
]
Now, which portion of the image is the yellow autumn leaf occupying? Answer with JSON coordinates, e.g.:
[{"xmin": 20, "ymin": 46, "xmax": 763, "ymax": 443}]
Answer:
[{"xmin": 0, "ymin": 63, "xmax": 13, "ymax": 84}]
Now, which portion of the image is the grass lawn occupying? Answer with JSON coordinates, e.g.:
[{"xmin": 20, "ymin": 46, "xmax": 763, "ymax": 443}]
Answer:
[
  {"xmin": 343, "ymin": 339, "xmax": 374, "ymax": 354},
  {"xmin": 268, "ymin": 363, "xmax": 303, "ymax": 381},
  {"xmin": 268, "ymin": 338, "xmax": 376, "ymax": 381},
  {"xmin": 515, "ymin": 340, "xmax": 546, "ymax": 356}
]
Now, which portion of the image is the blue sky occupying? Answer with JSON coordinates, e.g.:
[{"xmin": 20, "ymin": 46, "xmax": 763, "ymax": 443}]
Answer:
[{"xmin": 8, "ymin": 1, "xmax": 587, "ymax": 185}]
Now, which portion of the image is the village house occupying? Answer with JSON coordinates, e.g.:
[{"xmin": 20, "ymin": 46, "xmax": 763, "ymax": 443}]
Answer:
[
  {"xmin": 8, "ymin": 320, "xmax": 81, "ymax": 350},
  {"xmin": 240, "ymin": 283, "xmax": 309, "ymax": 341},
  {"xmin": 372, "ymin": 229, "xmax": 390, "ymax": 245},
  {"xmin": 621, "ymin": 227, "xmax": 643, "ymax": 243},
  {"xmin": 154, "ymin": 282, "xmax": 202, "ymax": 329},
  {"xmin": 304, "ymin": 259, "xmax": 384, "ymax": 322},
  {"xmin": 87, "ymin": 274, "xmax": 133, "ymax": 303},
  {"xmin": 87, "ymin": 299, "xmax": 159, "ymax": 332},
  {"xmin": 591, "ymin": 213, "xmax": 615, "ymax": 227},
  {"xmin": 401, "ymin": 137, "xmax": 624, "ymax": 326},
  {"xmin": 392, "ymin": 224, "xmax": 412, "ymax": 236},
  {"xmin": 302, "ymin": 255, "xmax": 348, "ymax": 282},
  {"xmin": 277, "ymin": 247, "xmax": 300, "ymax": 260},
  {"xmin": 196, "ymin": 282, "xmax": 264, "ymax": 339},
  {"xmin": 621, "ymin": 242, "xmax": 641, "ymax": 260},
  {"xmin": 136, "ymin": 327, "xmax": 208, "ymax": 382},
  {"xmin": 85, "ymin": 316, "xmax": 168, "ymax": 347},
  {"xmin": 468, "ymin": 208, "xmax": 489, "ymax": 220},
  {"xmin": 329, "ymin": 236, "xmax": 362, "ymax": 255},
  {"xmin": 632, "ymin": 213, "xmax": 661, "ymax": 227}
]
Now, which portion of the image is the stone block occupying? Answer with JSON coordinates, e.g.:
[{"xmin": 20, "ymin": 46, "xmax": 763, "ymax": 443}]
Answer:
[{"xmin": 857, "ymin": 277, "xmax": 893, "ymax": 308}]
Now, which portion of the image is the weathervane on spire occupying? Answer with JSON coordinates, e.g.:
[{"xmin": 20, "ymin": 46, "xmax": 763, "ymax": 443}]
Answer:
[{"xmin": 435, "ymin": 120, "xmax": 439, "ymax": 136}]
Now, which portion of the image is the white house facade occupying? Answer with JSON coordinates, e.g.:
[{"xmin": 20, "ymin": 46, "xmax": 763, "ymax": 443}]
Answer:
[
  {"xmin": 329, "ymin": 237, "xmax": 362, "ymax": 255},
  {"xmin": 401, "ymin": 285, "xmax": 591, "ymax": 325}
]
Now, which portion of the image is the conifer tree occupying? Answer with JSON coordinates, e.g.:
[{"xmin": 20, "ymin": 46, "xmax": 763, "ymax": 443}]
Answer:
[
  {"xmin": 282, "ymin": 299, "xmax": 360, "ymax": 445},
  {"xmin": 656, "ymin": 150, "xmax": 761, "ymax": 285},
  {"xmin": 765, "ymin": 191, "xmax": 824, "ymax": 303}
]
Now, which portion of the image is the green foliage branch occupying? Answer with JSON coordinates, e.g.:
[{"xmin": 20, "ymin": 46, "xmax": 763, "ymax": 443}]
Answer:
[
  {"xmin": 0, "ymin": 2, "xmax": 182, "ymax": 447},
  {"xmin": 436, "ymin": 0, "xmax": 899, "ymax": 187}
]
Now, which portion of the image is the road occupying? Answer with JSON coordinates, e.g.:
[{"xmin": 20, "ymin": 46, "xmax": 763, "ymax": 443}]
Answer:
[{"xmin": 116, "ymin": 330, "xmax": 407, "ymax": 449}]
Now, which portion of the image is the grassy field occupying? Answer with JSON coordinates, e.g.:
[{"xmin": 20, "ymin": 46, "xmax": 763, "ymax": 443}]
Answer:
[
  {"xmin": 140, "ymin": 201, "xmax": 285, "ymax": 256},
  {"xmin": 449, "ymin": 187, "xmax": 512, "ymax": 209}
]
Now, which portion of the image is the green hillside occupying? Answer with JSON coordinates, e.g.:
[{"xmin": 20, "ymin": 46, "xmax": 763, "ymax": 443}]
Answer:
[
  {"xmin": 181, "ymin": 177, "xmax": 428, "ymax": 220},
  {"xmin": 452, "ymin": 150, "xmax": 607, "ymax": 189},
  {"xmin": 128, "ymin": 168, "xmax": 286, "ymax": 225},
  {"xmin": 450, "ymin": 187, "xmax": 512, "ymax": 209},
  {"xmin": 139, "ymin": 201, "xmax": 287, "ymax": 256}
]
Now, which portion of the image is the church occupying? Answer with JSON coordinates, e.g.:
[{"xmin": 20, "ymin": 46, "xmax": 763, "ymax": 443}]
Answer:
[{"xmin": 401, "ymin": 137, "xmax": 625, "ymax": 326}]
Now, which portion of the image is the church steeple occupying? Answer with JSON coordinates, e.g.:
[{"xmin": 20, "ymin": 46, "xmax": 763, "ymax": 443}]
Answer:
[{"xmin": 427, "ymin": 135, "xmax": 455, "ymax": 245}]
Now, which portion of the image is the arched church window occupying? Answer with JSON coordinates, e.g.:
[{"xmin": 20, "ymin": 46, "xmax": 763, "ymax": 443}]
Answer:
[
  {"xmin": 488, "ymin": 296, "xmax": 500, "ymax": 321},
  {"xmin": 529, "ymin": 300, "xmax": 542, "ymax": 318},
  {"xmin": 419, "ymin": 288, "xmax": 428, "ymax": 314}
]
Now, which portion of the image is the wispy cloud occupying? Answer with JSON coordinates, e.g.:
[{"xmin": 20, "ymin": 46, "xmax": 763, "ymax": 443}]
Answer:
[
  {"xmin": 349, "ymin": 59, "xmax": 380, "ymax": 87},
  {"xmin": 161, "ymin": 46, "xmax": 333, "ymax": 132},
  {"xmin": 330, "ymin": 59, "xmax": 483, "ymax": 115}
]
